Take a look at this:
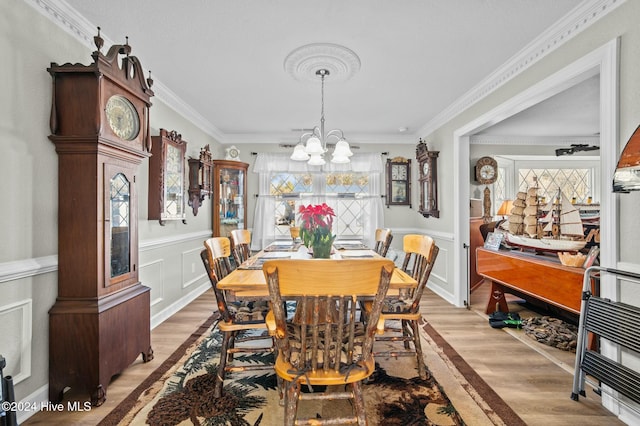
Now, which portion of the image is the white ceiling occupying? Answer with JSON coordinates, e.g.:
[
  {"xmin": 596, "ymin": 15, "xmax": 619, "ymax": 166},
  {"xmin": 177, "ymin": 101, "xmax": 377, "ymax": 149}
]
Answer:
[{"xmin": 62, "ymin": 0, "xmax": 588, "ymax": 145}]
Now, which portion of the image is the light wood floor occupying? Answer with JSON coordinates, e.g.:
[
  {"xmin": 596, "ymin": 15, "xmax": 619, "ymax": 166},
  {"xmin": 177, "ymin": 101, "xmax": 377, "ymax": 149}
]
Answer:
[{"xmin": 23, "ymin": 283, "xmax": 623, "ymax": 425}]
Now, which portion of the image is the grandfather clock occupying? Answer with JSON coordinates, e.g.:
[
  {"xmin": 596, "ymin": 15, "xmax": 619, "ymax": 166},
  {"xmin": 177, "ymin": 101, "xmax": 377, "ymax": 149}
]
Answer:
[{"xmin": 47, "ymin": 29, "xmax": 154, "ymax": 406}]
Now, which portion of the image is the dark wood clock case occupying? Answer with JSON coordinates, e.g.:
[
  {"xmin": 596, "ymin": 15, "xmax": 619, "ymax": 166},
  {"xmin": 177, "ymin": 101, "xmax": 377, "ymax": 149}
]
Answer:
[
  {"xmin": 416, "ymin": 139, "xmax": 440, "ymax": 218},
  {"xmin": 47, "ymin": 31, "xmax": 154, "ymax": 406}
]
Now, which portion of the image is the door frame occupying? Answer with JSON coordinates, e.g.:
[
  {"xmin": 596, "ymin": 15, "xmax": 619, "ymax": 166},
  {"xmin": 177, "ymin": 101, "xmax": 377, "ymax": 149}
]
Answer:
[{"xmin": 452, "ymin": 38, "xmax": 619, "ymax": 308}]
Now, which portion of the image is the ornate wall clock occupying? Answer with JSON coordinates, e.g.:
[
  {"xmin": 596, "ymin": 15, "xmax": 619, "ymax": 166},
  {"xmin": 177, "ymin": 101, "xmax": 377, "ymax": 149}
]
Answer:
[
  {"xmin": 47, "ymin": 29, "xmax": 154, "ymax": 406},
  {"xmin": 386, "ymin": 157, "xmax": 411, "ymax": 207},
  {"xmin": 149, "ymin": 129, "xmax": 187, "ymax": 225},
  {"xmin": 475, "ymin": 156, "xmax": 498, "ymax": 222},
  {"xmin": 416, "ymin": 139, "xmax": 439, "ymax": 218}
]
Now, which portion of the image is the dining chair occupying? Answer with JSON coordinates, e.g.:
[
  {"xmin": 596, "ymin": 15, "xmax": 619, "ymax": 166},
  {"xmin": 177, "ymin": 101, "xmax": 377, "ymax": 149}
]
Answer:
[
  {"xmin": 229, "ymin": 229, "xmax": 252, "ymax": 266},
  {"xmin": 373, "ymin": 228, "xmax": 393, "ymax": 257},
  {"xmin": 370, "ymin": 234, "xmax": 439, "ymax": 380},
  {"xmin": 202, "ymin": 237, "xmax": 274, "ymax": 398},
  {"xmin": 263, "ymin": 258, "xmax": 394, "ymax": 426}
]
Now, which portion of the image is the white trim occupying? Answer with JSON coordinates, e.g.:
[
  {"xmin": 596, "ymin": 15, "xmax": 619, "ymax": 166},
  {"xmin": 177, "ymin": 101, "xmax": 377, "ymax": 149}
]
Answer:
[
  {"xmin": 139, "ymin": 230, "xmax": 212, "ymax": 251},
  {"xmin": 418, "ymin": 0, "xmax": 625, "ymax": 138},
  {"xmin": 471, "ymin": 135, "xmax": 600, "ymax": 146},
  {"xmin": 0, "ymin": 299, "xmax": 32, "ymax": 384},
  {"xmin": 150, "ymin": 283, "xmax": 210, "ymax": 329},
  {"xmin": 454, "ymin": 37, "xmax": 620, "ymax": 415},
  {"xmin": 0, "ymin": 256, "xmax": 57, "ymax": 283}
]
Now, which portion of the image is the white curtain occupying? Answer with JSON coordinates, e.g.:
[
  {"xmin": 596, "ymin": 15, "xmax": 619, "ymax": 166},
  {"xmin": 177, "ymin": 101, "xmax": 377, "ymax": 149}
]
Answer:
[{"xmin": 251, "ymin": 152, "xmax": 385, "ymax": 250}]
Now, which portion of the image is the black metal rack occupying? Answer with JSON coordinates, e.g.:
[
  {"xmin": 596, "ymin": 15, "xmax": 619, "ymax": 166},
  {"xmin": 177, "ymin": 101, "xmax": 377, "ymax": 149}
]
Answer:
[
  {"xmin": 1, "ymin": 354, "xmax": 17, "ymax": 426},
  {"xmin": 571, "ymin": 266, "xmax": 640, "ymax": 416}
]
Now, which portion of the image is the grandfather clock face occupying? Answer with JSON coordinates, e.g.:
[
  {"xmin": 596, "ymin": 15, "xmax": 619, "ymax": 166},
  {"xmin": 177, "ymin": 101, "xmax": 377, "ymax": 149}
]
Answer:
[{"xmin": 105, "ymin": 95, "xmax": 140, "ymax": 141}]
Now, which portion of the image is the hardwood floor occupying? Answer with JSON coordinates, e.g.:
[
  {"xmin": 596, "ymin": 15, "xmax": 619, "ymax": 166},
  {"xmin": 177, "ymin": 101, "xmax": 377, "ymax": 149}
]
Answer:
[{"xmin": 23, "ymin": 283, "xmax": 623, "ymax": 425}]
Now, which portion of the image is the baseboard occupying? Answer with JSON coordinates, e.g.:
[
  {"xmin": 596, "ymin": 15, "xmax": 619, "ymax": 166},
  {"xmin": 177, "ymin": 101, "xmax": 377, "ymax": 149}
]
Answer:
[{"xmin": 150, "ymin": 282, "xmax": 210, "ymax": 329}]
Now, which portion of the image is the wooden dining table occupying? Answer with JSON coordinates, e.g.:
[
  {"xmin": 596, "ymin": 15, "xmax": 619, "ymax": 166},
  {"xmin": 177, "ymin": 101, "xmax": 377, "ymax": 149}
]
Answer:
[{"xmin": 217, "ymin": 241, "xmax": 417, "ymax": 298}]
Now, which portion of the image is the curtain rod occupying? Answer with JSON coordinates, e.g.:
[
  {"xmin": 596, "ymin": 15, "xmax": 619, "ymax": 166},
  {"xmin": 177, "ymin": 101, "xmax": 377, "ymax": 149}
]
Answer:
[{"xmin": 251, "ymin": 151, "xmax": 389, "ymax": 155}]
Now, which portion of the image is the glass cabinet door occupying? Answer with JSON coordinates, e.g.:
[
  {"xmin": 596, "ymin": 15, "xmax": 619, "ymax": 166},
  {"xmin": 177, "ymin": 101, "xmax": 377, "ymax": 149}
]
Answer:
[
  {"xmin": 148, "ymin": 129, "xmax": 187, "ymax": 224},
  {"xmin": 213, "ymin": 160, "xmax": 248, "ymax": 237}
]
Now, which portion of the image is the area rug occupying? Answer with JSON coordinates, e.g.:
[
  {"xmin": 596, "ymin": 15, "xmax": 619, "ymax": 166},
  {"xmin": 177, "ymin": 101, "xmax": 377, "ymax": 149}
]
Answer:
[{"xmin": 100, "ymin": 314, "xmax": 525, "ymax": 425}]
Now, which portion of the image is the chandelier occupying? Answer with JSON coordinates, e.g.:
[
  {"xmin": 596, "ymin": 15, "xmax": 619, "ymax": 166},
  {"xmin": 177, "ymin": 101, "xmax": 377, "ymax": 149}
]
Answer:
[{"xmin": 290, "ymin": 69, "xmax": 353, "ymax": 165}]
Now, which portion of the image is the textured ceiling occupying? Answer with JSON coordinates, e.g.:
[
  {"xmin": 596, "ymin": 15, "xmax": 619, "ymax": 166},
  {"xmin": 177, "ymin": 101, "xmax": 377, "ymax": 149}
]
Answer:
[{"xmin": 62, "ymin": 0, "xmax": 587, "ymax": 144}]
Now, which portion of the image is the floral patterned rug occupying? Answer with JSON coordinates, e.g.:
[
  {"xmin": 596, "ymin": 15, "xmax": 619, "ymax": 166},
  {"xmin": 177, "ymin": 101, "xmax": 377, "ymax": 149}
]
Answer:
[{"xmin": 104, "ymin": 319, "xmax": 464, "ymax": 425}]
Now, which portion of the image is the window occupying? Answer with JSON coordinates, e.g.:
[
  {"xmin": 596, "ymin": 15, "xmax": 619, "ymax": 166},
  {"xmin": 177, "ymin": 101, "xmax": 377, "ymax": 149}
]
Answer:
[
  {"xmin": 494, "ymin": 156, "xmax": 599, "ymax": 208},
  {"xmin": 269, "ymin": 171, "xmax": 373, "ymax": 240},
  {"xmin": 252, "ymin": 153, "xmax": 384, "ymax": 250},
  {"xmin": 518, "ymin": 168, "xmax": 592, "ymax": 203}
]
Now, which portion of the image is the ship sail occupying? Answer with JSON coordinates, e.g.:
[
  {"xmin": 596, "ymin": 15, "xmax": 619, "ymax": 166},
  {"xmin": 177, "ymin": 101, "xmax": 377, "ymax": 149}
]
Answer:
[{"xmin": 504, "ymin": 186, "xmax": 586, "ymax": 253}]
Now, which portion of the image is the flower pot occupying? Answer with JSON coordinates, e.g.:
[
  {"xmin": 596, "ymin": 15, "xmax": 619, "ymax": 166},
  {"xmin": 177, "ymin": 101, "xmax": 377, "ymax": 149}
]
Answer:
[{"xmin": 312, "ymin": 238, "xmax": 334, "ymax": 259}]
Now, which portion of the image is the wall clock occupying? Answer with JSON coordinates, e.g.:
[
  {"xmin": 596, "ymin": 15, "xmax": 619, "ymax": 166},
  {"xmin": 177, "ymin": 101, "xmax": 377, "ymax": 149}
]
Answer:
[
  {"xmin": 416, "ymin": 139, "xmax": 439, "ymax": 218},
  {"xmin": 475, "ymin": 156, "xmax": 498, "ymax": 223},
  {"xmin": 149, "ymin": 129, "xmax": 187, "ymax": 225},
  {"xmin": 475, "ymin": 156, "xmax": 498, "ymax": 185},
  {"xmin": 386, "ymin": 157, "xmax": 411, "ymax": 207},
  {"xmin": 225, "ymin": 145, "xmax": 241, "ymax": 161}
]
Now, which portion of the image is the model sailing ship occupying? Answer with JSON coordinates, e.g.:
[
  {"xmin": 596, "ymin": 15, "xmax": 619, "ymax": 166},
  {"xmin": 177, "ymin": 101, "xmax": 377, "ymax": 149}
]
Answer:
[{"xmin": 504, "ymin": 185, "xmax": 586, "ymax": 253}]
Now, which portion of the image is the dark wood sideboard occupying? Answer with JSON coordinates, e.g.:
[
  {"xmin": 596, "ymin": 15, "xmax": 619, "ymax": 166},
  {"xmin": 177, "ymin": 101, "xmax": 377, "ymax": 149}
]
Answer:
[{"xmin": 476, "ymin": 247, "xmax": 587, "ymax": 316}]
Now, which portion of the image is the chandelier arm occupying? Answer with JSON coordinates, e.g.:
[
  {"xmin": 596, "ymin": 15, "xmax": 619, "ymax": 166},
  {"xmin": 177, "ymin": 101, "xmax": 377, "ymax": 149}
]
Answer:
[
  {"xmin": 291, "ymin": 67, "xmax": 350, "ymax": 164},
  {"xmin": 325, "ymin": 129, "xmax": 345, "ymax": 140}
]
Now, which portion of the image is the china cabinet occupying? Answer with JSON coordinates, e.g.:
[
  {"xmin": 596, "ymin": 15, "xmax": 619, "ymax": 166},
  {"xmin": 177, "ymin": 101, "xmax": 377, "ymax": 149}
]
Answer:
[
  {"xmin": 212, "ymin": 160, "xmax": 248, "ymax": 237},
  {"xmin": 47, "ymin": 31, "xmax": 153, "ymax": 406},
  {"xmin": 148, "ymin": 129, "xmax": 187, "ymax": 224}
]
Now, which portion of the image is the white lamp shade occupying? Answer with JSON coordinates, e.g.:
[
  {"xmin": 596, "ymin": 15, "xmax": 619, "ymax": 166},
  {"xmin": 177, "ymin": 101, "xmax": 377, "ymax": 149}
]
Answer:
[
  {"xmin": 331, "ymin": 154, "xmax": 350, "ymax": 164},
  {"xmin": 332, "ymin": 139, "xmax": 353, "ymax": 157},
  {"xmin": 290, "ymin": 143, "xmax": 310, "ymax": 161},
  {"xmin": 304, "ymin": 136, "xmax": 325, "ymax": 155},
  {"xmin": 307, "ymin": 154, "xmax": 326, "ymax": 166}
]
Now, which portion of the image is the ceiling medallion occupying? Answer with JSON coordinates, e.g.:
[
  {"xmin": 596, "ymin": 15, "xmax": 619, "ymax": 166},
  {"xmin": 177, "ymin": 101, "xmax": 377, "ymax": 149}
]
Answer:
[{"xmin": 284, "ymin": 43, "xmax": 361, "ymax": 83}]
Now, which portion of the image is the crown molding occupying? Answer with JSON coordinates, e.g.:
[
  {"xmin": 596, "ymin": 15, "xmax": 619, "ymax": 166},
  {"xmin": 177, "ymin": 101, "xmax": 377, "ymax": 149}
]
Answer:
[
  {"xmin": 416, "ymin": 0, "xmax": 625, "ymax": 139},
  {"xmin": 26, "ymin": 0, "xmax": 225, "ymax": 143},
  {"xmin": 28, "ymin": 0, "xmax": 624, "ymax": 145}
]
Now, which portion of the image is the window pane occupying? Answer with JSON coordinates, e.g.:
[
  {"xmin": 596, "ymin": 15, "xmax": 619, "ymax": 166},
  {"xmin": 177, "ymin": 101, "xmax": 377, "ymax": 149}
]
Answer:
[{"xmin": 518, "ymin": 168, "xmax": 592, "ymax": 203}]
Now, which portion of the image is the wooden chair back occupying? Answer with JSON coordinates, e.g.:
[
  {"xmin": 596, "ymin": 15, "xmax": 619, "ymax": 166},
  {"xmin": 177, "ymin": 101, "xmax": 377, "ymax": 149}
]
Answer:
[
  {"xmin": 230, "ymin": 229, "xmax": 252, "ymax": 265},
  {"xmin": 264, "ymin": 258, "xmax": 394, "ymax": 424},
  {"xmin": 374, "ymin": 228, "xmax": 393, "ymax": 257},
  {"xmin": 263, "ymin": 258, "xmax": 394, "ymax": 374},
  {"xmin": 202, "ymin": 237, "xmax": 235, "ymax": 322},
  {"xmin": 400, "ymin": 234, "xmax": 439, "ymax": 311}
]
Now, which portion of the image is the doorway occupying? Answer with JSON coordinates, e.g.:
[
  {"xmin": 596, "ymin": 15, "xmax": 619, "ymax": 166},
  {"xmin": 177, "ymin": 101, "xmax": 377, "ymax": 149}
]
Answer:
[{"xmin": 452, "ymin": 38, "xmax": 619, "ymax": 308}]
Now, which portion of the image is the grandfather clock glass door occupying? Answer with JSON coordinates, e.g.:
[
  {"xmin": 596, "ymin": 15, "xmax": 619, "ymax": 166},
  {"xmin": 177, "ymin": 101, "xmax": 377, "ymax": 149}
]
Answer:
[
  {"xmin": 110, "ymin": 173, "xmax": 130, "ymax": 278},
  {"xmin": 104, "ymin": 163, "xmax": 138, "ymax": 291}
]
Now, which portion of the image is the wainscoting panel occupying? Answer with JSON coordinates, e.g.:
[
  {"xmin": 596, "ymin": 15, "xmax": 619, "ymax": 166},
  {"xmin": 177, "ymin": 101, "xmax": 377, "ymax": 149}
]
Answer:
[
  {"xmin": 0, "ymin": 299, "xmax": 32, "ymax": 384},
  {"xmin": 182, "ymin": 247, "xmax": 207, "ymax": 290},
  {"xmin": 139, "ymin": 258, "xmax": 165, "ymax": 308}
]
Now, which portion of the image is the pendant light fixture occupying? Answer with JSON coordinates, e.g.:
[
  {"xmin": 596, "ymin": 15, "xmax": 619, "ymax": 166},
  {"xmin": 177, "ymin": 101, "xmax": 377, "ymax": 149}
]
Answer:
[{"xmin": 290, "ymin": 69, "xmax": 353, "ymax": 165}]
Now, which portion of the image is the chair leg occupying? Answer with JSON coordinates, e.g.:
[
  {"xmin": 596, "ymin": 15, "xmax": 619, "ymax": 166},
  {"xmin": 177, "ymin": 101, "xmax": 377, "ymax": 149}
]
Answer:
[
  {"xmin": 402, "ymin": 319, "xmax": 411, "ymax": 350},
  {"xmin": 283, "ymin": 381, "xmax": 300, "ymax": 426},
  {"xmin": 351, "ymin": 381, "xmax": 367, "ymax": 426},
  {"xmin": 215, "ymin": 330, "xmax": 233, "ymax": 398},
  {"xmin": 409, "ymin": 319, "xmax": 429, "ymax": 380}
]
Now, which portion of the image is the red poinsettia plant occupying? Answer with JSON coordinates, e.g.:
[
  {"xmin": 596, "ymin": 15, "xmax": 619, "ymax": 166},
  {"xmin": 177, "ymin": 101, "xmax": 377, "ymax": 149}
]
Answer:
[{"xmin": 298, "ymin": 203, "xmax": 336, "ymax": 255}]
